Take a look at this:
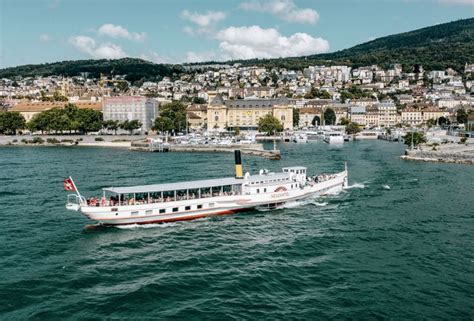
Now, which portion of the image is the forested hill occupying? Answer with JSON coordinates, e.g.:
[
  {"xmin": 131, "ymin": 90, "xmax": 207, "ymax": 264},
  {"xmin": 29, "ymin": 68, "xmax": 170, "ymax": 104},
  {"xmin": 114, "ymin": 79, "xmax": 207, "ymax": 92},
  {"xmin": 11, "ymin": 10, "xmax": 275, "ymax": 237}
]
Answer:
[
  {"xmin": 1, "ymin": 18, "xmax": 472, "ymax": 78},
  {"xmin": 228, "ymin": 18, "xmax": 474, "ymax": 72},
  {"xmin": 0, "ymin": 58, "xmax": 184, "ymax": 82}
]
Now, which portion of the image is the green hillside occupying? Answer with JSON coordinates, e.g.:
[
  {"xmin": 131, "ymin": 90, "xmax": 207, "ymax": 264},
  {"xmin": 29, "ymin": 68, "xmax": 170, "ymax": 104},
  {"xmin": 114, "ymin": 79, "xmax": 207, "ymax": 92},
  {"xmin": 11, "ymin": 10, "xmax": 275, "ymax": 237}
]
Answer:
[
  {"xmin": 0, "ymin": 58, "xmax": 184, "ymax": 82},
  {"xmin": 230, "ymin": 18, "xmax": 474, "ymax": 72},
  {"xmin": 0, "ymin": 18, "xmax": 472, "ymax": 78}
]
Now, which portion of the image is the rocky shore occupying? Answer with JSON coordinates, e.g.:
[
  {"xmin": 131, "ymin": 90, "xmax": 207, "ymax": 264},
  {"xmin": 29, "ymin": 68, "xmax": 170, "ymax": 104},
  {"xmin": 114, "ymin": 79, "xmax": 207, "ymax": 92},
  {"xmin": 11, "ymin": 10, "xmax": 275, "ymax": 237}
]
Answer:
[{"xmin": 401, "ymin": 141, "xmax": 474, "ymax": 165}]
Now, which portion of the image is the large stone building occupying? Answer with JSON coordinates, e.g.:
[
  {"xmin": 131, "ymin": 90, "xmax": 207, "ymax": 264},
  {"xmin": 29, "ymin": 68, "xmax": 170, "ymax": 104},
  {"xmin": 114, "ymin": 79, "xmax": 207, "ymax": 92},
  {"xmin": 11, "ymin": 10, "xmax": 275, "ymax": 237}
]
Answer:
[
  {"xmin": 207, "ymin": 95, "xmax": 294, "ymax": 131},
  {"xmin": 102, "ymin": 96, "xmax": 159, "ymax": 132},
  {"xmin": 10, "ymin": 101, "xmax": 101, "ymax": 122}
]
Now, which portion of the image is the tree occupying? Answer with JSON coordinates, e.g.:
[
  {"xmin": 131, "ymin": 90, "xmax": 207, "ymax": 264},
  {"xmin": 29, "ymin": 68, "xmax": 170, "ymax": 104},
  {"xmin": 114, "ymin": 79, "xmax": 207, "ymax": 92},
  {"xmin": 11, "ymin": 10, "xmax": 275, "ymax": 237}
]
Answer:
[
  {"xmin": 120, "ymin": 119, "xmax": 142, "ymax": 134},
  {"xmin": 426, "ymin": 118, "xmax": 437, "ymax": 128},
  {"xmin": 153, "ymin": 116, "xmax": 174, "ymax": 133},
  {"xmin": 192, "ymin": 97, "xmax": 207, "ymax": 104},
  {"xmin": 319, "ymin": 90, "xmax": 332, "ymax": 99},
  {"xmin": 234, "ymin": 126, "xmax": 241, "ymax": 136},
  {"xmin": 403, "ymin": 131, "xmax": 426, "ymax": 147},
  {"xmin": 103, "ymin": 120, "xmax": 120, "ymax": 135},
  {"xmin": 52, "ymin": 91, "xmax": 68, "ymax": 102},
  {"xmin": 346, "ymin": 122, "xmax": 361, "ymax": 135},
  {"xmin": 456, "ymin": 108, "xmax": 468, "ymax": 124},
  {"xmin": 0, "ymin": 111, "xmax": 26, "ymax": 135},
  {"xmin": 293, "ymin": 108, "xmax": 299, "ymax": 128},
  {"xmin": 27, "ymin": 112, "xmax": 50, "ymax": 134},
  {"xmin": 116, "ymin": 81, "xmax": 129, "ymax": 92},
  {"xmin": 339, "ymin": 117, "xmax": 350, "ymax": 125},
  {"xmin": 258, "ymin": 114, "xmax": 283, "ymax": 135},
  {"xmin": 76, "ymin": 108, "xmax": 103, "ymax": 133},
  {"xmin": 0, "ymin": 99, "xmax": 12, "ymax": 112},
  {"xmin": 323, "ymin": 108, "xmax": 336, "ymax": 125},
  {"xmin": 311, "ymin": 115, "xmax": 321, "ymax": 126},
  {"xmin": 438, "ymin": 116, "xmax": 449, "ymax": 126},
  {"xmin": 159, "ymin": 101, "xmax": 187, "ymax": 132}
]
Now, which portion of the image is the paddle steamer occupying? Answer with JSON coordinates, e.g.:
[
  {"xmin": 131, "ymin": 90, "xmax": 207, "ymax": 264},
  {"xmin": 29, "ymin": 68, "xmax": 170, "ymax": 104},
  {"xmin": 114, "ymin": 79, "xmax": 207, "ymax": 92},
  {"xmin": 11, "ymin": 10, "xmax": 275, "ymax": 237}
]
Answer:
[{"xmin": 65, "ymin": 150, "xmax": 348, "ymax": 226}]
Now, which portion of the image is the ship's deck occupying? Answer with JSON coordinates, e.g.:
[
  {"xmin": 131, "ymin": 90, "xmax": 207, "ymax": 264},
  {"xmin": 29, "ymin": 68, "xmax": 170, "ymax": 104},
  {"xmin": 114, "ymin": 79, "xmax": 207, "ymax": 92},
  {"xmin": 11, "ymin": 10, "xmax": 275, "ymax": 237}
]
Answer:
[{"xmin": 104, "ymin": 176, "xmax": 243, "ymax": 194}]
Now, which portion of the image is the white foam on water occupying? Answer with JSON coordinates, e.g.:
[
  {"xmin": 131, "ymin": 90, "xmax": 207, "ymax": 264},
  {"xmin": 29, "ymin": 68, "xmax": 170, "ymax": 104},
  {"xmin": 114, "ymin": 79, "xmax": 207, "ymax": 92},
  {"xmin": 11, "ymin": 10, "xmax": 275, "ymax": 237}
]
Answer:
[
  {"xmin": 344, "ymin": 182, "xmax": 366, "ymax": 189},
  {"xmin": 312, "ymin": 201, "xmax": 328, "ymax": 207},
  {"xmin": 382, "ymin": 184, "xmax": 391, "ymax": 190}
]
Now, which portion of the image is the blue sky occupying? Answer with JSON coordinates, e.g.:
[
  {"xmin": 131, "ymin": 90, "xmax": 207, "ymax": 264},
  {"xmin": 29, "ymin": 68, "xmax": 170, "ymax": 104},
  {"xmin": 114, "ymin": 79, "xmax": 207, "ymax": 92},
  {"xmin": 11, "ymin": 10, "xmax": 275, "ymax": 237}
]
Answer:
[{"xmin": 0, "ymin": 0, "xmax": 472, "ymax": 67}]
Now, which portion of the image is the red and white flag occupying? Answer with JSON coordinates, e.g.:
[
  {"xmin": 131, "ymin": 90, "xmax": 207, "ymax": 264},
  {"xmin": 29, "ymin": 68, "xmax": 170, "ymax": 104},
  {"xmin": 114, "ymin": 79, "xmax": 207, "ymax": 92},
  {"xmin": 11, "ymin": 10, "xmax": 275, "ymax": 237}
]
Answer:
[{"xmin": 63, "ymin": 178, "xmax": 76, "ymax": 191}]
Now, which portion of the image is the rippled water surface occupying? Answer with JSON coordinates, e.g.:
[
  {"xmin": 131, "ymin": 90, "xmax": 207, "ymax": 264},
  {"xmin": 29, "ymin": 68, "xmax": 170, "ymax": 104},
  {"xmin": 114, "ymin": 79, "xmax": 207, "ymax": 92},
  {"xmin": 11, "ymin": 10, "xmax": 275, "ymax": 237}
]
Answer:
[{"xmin": 1, "ymin": 141, "xmax": 473, "ymax": 319}]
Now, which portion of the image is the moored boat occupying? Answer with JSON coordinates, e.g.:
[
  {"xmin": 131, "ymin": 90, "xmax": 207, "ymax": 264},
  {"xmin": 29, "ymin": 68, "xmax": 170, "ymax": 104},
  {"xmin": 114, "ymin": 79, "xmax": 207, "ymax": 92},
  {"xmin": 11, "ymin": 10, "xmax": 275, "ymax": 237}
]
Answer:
[
  {"xmin": 65, "ymin": 150, "xmax": 348, "ymax": 226},
  {"xmin": 323, "ymin": 132, "xmax": 344, "ymax": 144}
]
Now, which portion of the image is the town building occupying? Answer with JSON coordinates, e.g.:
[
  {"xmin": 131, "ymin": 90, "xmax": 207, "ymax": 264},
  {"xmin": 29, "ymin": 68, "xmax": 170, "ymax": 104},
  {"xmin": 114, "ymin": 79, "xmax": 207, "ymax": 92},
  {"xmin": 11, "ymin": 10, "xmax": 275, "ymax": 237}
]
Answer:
[
  {"xmin": 422, "ymin": 107, "xmax": 447, "ymax": 123},
  {"xmin": 10, "ymin": 101, "xmax": 101, "ymax": 122},
  {"xmin": 401, "ymin": 108, "xmax": 423, "ymax": 126},
  {"xmin": 186, "ymin": 104, "xmax": 207, "ymax": 130},
  {"xmin": 102, "ymin": 96, "xmax": 159, "ymax": 132},
  {"xmin": 299, "ymin": 107, "xmax": 323, "ymax": 127},
  {"xmin": 207, "ymin": 95, "xmax": 293, "ymax": 131},
  {"xmin": 375, "ymin": 102, "xmax": 398, "ymax": 127},
  {"xmin": 349, "ymin": 106, "xmax": 366, "ymax": 126}
]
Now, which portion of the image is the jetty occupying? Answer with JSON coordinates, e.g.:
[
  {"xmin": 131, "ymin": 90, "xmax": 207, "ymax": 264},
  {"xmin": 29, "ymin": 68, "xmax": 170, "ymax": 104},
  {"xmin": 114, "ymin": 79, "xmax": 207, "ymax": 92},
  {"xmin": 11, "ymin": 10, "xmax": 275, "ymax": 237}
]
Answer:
[
  {"xmin": 130, "ymin": 140, "xmax": 281, "ymax": 160},
  {"xmin": 401, "ymin": 142, "xmax": 474, "ymax": 165}
]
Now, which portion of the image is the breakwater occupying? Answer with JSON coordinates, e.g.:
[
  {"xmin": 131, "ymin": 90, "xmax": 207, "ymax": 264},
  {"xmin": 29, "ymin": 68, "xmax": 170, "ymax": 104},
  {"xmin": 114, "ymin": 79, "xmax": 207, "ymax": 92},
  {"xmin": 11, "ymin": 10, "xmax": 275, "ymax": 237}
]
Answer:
[
  {"xmin": 130, "ymin": 141, "xmax": 281, "ymax": 160},
  {"xmin": 401, "ymin": 142, "xmax": 474, "ymax": 165}
]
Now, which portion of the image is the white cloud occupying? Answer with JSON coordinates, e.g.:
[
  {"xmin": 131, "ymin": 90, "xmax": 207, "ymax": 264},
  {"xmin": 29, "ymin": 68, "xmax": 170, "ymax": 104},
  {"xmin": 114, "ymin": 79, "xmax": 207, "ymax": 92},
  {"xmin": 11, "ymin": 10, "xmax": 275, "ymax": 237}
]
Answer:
[
  {"xmin": 240, "ymin": 0, "xmax": 319, "ymax": 24},
  {"xmin": 97, "ymin": 24, "xmax": 146, "ymax": 41},
  {"xmin": 69, "ymin": 36, "xmax": 127, "ymax": 59},
  {"xmin": 215, "ymin": 26, "xmax": 329, "ymax": 60},
  {"xmin": 438, "ymin": 0, "xmax": 473, "ymax": 5},
  {"xmin": 181, "ymin": 10, "xmax": 226, "ymax": 35},
  {"xmin": 186, "ymin": 51, "xmax": 217, "ymax": 63},
  {"xmin": 39, "ymin": 34, "xmax": 51, "ymax": 42},
  {"xmin": 181, "ymin": 10, "xmax": 226, "ymax": 27}
]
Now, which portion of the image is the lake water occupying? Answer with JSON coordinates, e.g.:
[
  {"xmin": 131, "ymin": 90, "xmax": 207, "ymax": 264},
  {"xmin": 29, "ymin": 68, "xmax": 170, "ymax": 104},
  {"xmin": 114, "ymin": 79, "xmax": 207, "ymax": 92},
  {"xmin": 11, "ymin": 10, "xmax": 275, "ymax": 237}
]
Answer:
[{"xmin": 0, "ymin": 141, "xmax": 473, "ymax": 319}]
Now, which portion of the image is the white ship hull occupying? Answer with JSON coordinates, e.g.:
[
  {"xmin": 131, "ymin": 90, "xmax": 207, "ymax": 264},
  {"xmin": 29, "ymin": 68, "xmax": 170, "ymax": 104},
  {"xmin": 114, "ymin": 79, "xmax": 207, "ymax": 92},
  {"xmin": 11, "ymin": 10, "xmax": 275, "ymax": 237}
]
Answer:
[
  {"xmin": 323, "ymin": 136, "xmax": 344, "ymax": 144},
  {"xmin": 77, "ymin": 171, "xmax": 347, "ymax": 226}
]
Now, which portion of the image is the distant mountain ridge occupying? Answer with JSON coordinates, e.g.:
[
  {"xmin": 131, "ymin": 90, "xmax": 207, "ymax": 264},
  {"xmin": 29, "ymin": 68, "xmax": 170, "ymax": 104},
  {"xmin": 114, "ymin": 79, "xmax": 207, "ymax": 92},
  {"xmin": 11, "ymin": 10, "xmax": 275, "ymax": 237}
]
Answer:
[{"xmin": 0, "ymin": 18, "xmax": 473, "ymax": 79}]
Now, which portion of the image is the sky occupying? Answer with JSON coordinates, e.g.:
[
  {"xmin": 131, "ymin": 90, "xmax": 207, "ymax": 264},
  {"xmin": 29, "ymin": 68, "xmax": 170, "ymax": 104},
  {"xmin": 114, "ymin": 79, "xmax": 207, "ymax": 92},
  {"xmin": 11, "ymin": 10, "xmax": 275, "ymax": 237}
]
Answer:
[{"xmin": 0, "ymin": 0, "xmax": 473, "ymax": 68}]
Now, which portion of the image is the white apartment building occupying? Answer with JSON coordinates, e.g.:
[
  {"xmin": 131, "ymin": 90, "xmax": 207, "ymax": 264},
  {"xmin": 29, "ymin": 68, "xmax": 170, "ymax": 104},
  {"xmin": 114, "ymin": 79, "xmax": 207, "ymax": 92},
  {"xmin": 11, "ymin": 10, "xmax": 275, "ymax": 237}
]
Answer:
[
  {"xmin": 103, "ymin": 96, "xmax": 159, "ymax": 132},
  {"xmin": 375, "ymin": 102, "xmax": 398, "ymax": 126}
]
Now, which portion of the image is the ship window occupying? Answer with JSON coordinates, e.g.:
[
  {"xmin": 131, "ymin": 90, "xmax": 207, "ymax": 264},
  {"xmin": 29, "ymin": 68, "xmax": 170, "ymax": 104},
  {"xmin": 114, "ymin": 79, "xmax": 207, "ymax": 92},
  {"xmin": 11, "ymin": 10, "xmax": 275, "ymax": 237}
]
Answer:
[
  {"xmin": 172, "ymin": 207, "xmax": 179, "ymax": 212},
  {"xmin": 257, "ymin": 189, "xmax": 260, "ymax": 193},
  {"xmin": 131, "ymin": 211, "xmax": 139, "ymax": 216},
  {"xmin": 185, "ymin": 206, "xmax": 191, "ymax": 211},
  {"xmin": 264, "ymin": 188, "xmax": 267, "ymax": 192},
  {"xmin": 159, "ymin": 209, "xmax": 166, "ymax": 214},
  {"xmin": 209, "ymin": 203, "xmax": 215, "ymax": 208},
  {"xmin": 145, "ymin": 210, "xmax": 152, "ymax": 215},
  {"xmin": 197, "ymin": 204, "xmax": 203, "ymax": 209}
]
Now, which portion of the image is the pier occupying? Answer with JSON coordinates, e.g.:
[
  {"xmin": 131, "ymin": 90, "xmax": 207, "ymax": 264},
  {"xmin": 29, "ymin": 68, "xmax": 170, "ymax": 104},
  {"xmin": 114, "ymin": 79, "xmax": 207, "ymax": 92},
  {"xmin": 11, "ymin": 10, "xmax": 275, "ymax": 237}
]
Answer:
[{"xmin": 130, "ymin": 140, "xmax": 281, "ymax": 160}]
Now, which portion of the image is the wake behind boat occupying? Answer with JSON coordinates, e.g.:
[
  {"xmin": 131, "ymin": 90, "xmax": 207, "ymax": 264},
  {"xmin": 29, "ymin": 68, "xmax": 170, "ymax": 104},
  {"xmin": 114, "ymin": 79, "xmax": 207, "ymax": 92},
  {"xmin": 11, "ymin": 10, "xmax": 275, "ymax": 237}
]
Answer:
[{"xmin": 65, "ymin": 150, "xmax": 348, "ymax": 226}]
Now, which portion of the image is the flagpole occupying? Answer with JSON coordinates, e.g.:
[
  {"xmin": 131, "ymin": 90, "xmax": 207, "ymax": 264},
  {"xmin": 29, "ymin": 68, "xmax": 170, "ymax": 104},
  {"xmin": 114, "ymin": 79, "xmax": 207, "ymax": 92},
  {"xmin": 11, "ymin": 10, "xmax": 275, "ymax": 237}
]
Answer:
[{"xmin": 69, "ymin": 176, "xmax": 83, "ymax": 201}]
